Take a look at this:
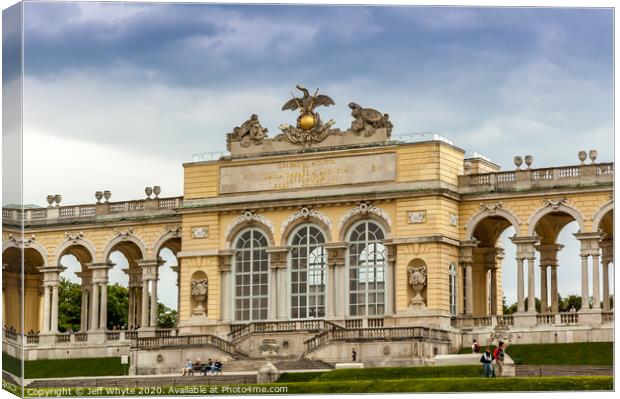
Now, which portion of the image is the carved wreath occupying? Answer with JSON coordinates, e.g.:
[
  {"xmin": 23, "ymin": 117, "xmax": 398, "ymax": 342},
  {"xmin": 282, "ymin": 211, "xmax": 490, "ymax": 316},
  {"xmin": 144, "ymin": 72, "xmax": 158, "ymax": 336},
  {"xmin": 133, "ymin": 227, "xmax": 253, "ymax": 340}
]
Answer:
[
  {"xmin": 407, "ymin": 266, "xmax": 427, "ymax": 288},
  {"xmin": 281, "ymin": 207, "xmax": 332, "ymax": 234},
  {"xmin": 337, "ymin": 202, "xmax": 392, "ymax": 231},
  {"xmin": 191, "ymin": 279, "xmax": 208, "ymax": 298}
]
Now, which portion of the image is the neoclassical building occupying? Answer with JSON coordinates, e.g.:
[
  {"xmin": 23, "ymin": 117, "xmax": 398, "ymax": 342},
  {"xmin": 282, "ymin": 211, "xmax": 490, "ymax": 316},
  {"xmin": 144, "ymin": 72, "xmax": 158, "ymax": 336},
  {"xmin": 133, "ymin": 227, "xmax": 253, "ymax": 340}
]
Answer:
[{"xmin": 2, "ymin": 87, "xmax": 614, "ymax": 372}]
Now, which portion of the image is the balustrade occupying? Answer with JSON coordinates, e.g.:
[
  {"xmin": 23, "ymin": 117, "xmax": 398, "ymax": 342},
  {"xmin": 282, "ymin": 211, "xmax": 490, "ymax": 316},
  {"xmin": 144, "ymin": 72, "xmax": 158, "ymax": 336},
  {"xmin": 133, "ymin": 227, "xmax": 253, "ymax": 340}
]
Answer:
[
  {"xmin": 536, "ymin": 313, "xmax": 555, "ymax": 325},
  {"xmin": 602, "ymin": 311, "xmax": 614, "ymax": 324},
  {"xmin": 560, "ymin": 313, "xmax": 579, "ymax": 325},
  {"xmin": 496, "ymin": 315, "xmax": 514, "ymax": 326}
]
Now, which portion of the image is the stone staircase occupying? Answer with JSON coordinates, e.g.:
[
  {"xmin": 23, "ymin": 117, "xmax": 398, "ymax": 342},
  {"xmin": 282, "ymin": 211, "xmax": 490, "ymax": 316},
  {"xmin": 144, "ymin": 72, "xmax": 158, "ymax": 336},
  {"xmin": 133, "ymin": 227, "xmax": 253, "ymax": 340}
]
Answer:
[
  {"xmin": 26, "ymin": 374, "xmax": 257, "ymax": 389},
  {"xmin": 515, "ymin": 365, "xmax": 613, "ymax": 377}
]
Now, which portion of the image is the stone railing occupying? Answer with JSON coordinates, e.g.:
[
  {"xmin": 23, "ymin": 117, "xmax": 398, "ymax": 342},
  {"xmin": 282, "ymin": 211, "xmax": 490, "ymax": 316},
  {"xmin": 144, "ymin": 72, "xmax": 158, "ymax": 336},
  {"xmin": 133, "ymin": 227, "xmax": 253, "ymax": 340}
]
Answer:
[
  {"xmin": 304, "ymin": 326, "xmax": 449, "ymax": 354},
  {"xmin": 132, "ymin": 334, "xmax": 241, "ymax": 356},
  {"xmin": 459, "ymin": 162, "xmax": 613, "ymax": 193},
  {"xmin": 229, "ymin": 319, "xmax": 342, "ymax": 341},
  {"xmin": 536, "ymin": 313, "xmax": 555, "ymax": 325},
  {"xmin": 496, "ymin": 315, "xmax": 514, "ymax": 327},
  {"xmin": 559, "ymin": 312, "xmax": 579, "ymax": 325},
  {"xmin": 453, "ymin": 315, "xmax": 493, "ymax": 328},
  {"xmin": 2, "ymin": 196, "xmax": 183, "ymax": 225},
  {"xmin": 601, "ymin": 311, "xmax": 613, "ymax": 324}
]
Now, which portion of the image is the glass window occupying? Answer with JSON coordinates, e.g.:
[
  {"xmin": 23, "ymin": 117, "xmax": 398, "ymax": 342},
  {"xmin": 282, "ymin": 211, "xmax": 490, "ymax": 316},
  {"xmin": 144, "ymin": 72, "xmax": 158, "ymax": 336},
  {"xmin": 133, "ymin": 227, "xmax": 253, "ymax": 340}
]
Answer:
[
  {"xmin": 290, "ymin": 225, "xmax": 326, "ymax": 319},
  {"xmin": 234, "ymin": 229, "xmax": 269, "ymax": 321},
  {"xmin": 449, "ymin": 262, "xmax": 457, "ymax": 316},
  {"xmin": 348, "ymin": 221, "xmax": 386, "ymax": 316}
]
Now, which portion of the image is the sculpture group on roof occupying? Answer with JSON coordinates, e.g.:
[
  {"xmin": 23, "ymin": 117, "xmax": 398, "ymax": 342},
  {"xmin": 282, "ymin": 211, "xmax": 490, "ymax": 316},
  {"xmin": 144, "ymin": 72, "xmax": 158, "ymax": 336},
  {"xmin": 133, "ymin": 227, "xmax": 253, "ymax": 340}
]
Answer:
[{"xmin": 226, "ymin": 85, "xmax": 393, "ymax": 152}]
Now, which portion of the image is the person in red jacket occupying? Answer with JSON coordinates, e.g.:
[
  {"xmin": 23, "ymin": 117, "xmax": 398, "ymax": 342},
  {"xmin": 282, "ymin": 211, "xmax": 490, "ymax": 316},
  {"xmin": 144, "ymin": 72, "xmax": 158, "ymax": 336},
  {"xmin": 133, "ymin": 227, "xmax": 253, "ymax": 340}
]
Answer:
[{"xmin": 493, "ymin": 341, "xmax": 509, "ymax": 377}]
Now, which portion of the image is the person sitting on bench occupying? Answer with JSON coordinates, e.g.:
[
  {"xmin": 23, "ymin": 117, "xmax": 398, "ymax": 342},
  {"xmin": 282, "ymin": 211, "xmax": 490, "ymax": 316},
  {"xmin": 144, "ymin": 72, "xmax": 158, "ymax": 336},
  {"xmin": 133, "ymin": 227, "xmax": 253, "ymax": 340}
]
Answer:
[{"xmin": 202, "ymin": 358, "xmax": 214, "ymax": 375}]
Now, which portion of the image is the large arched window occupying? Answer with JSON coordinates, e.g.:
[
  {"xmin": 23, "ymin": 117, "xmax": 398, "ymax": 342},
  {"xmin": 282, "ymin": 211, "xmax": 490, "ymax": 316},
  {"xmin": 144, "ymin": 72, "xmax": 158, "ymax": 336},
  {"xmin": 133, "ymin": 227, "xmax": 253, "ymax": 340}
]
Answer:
[
  {"xmin": 449, "ymin": 263, "xmax": 457, "ymax": 316},
  {"xmin": 290, "ymin": 225, "xmax": 326, "ymax": 319},
  {"xmin": 348, "ymin": 221, "xmax": 386, "ymax": 316},
  {"xmin": 233, "ymin": 229, "xmax": 269, "ymax": 321}
]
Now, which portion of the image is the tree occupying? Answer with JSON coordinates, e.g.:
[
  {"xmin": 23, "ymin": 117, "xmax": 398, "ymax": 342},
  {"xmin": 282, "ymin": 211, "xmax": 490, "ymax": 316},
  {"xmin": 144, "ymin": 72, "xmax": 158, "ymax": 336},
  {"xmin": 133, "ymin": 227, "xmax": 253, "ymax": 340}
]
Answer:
[
  {"xmin": 502, "ymin": 296, "xmax": 517, "ymax": 314},
  {"xmin": 558, "ymin": 294, "xmax": 582, "ymax": 312},
  {"xmin": 58, "ymin": 278, "xmax": 82, "ymax": 332},
  {"xmin": 106, "ymin": 283, "xmax": 129, "ymax": 329},
  {"xmin": 157, "ymin": 303, "xmax": 178, "ymax": 329}
]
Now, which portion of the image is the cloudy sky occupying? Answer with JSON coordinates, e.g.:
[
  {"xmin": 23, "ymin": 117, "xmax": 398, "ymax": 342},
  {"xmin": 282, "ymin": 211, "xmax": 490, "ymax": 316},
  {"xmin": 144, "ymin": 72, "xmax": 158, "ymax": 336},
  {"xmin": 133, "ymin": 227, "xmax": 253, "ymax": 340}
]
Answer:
[{"xmin": 3, "ymin": 2, "xmax": 614, "ymax": 309}]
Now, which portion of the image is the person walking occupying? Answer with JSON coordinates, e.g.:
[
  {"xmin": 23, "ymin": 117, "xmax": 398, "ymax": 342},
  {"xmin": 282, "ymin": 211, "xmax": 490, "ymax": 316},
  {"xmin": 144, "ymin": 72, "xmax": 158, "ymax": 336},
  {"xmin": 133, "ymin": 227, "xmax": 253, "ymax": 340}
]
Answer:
[
  {"xmin": 493, "ymin": 341, "xmax": 509, "ymax": 378},
  {"xmin": 471, "ymin": 339, "xmax": 481, "ymax": 353},
  {"xmin": 480, "ymin": 348, "xmax": 493, "ymax": 377},
  {"xmin": 351, "ymin": 348, "xmax": 357, "ymax": 362}
]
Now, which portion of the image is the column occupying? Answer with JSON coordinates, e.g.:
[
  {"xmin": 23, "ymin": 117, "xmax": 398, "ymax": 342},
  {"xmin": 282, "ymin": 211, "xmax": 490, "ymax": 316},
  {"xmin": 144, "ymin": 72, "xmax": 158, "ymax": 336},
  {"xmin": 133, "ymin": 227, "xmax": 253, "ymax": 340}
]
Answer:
[
  {"xmin": 580, "ymin": 255, "xmax": 589, "ymax": 310},
  {"xmin": 465, "ymin": 263, "xmax": 473, "ymax": 315},
  {"xmin": 526, "ymin": 257, "xmax": 536, "ymax": 313},
  {"xmin": 141, "ymin": 279, "xmax": 149, "ymax": 327},
  {"xmin": 602, "ymin": 262, "xmax": 610, "ymax": 311},
  {"xmin": 516, "ymin": 258, "xmax": 525, "ymax": 313},
  {"xmin": 385, "ymin": 244, "xmax": 396, "ymax": 316},
  {"xmin": 550, "ymin": 266, "xmax": 559, "ymax": 313},
  {"xmin": 80, "ymin": 290, "xmax": 88, "ymax": 331},
  {"xmin": 540, "ymin": 265, "xmax": 548, "ymax": 312},
  {"xmin": 326, "ymin": 263, "xmax": 336, "ymax": 318},
  {"xmin": 326, "ymin": 244, "xmax": 347, "ymax": 319},
  {"xmin": 150, "ymin": 279, "xmax": 158, "ymax": 327},
  {"xmin": 221, "ymin": 270, "xmax": 231, "ymax": 322},
  {"xmin": 90, "ymin": 283, "xmax": 99, "ymax": 330},
  {"xmin": 591, "ymin": 251, "xmax": 601, "ymax": 309},
  {"xmin": 277, "ymin": 266, "xmax": 287, "ymax": 319},
  {"xmin": 99, "ymin": 283, "xmax": 108, "ymax": 330},
  {"xmin": 42, "ymin": 285, "xmax": 51, "ymax": 333},
  {"xmin": 268, "ymin": 266, "xmax": 278, "ymax": 320},
  {"xmin": 136, "ymin": 288, "xmax": 143, "ymax": 328},
  {"xmin": 127, "ymin": 288, "xmax": 135, "ymax": 328},
  {"xmin": 50, "ymin": 285, "xmax": 59, "ymax": 332},
  {"xmin": 490, "ymin": 268, "xmax": 498, "ymax": 315}
]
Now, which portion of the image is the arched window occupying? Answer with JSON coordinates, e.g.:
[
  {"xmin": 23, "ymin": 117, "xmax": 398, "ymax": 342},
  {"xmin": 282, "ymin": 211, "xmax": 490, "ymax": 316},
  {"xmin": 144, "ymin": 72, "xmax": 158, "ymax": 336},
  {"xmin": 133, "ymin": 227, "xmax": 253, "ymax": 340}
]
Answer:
[
  {"xmin": 449, "ymin": 263, "xmax": 457, "ymax": 316},
  {"xmin": 290, "ymin": 225, "xmax": 326, "ymax": 319},
  {"xmin": 348, "ymin": 221, "xmax": 386, "ymax": 316},
  {"xmin": 233, "ymin": 229, "xmax": 269, "ymax": 321}
]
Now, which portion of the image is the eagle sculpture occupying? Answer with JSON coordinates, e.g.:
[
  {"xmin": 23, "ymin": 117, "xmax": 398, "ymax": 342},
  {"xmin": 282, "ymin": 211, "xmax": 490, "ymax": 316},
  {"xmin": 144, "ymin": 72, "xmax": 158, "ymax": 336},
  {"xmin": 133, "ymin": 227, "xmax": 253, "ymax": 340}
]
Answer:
[{"xmin": 281, "ymin": 85, "xmax": 335, "ymax": 131}]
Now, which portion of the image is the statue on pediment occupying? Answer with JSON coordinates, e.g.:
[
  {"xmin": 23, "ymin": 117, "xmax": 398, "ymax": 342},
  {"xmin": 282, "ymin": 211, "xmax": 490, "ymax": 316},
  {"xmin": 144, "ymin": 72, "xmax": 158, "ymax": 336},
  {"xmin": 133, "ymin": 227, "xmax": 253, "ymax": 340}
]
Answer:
[
  {"xmin": 226, "ymin": 114, "xmax": 268, "ymax": 150},
  {"xmin": 348, "ymin": 102, "xmax": 393, "ymax": 137}
]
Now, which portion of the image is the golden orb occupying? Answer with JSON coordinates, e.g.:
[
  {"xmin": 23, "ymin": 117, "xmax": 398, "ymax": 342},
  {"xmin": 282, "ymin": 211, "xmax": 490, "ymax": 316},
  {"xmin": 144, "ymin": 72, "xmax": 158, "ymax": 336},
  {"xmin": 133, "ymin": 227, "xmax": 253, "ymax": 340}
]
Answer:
[{"xmin": 299, "ymin": 114, "xmax": 316, "ymax": 130}]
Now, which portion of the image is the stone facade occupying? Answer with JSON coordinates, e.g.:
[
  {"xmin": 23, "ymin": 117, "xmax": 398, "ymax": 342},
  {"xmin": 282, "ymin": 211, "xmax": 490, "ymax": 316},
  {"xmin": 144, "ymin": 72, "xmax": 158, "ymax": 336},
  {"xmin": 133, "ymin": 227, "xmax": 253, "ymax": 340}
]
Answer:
[{"xmin": 2, "ymin": 89, "xmax": 614, "ymax": 370}]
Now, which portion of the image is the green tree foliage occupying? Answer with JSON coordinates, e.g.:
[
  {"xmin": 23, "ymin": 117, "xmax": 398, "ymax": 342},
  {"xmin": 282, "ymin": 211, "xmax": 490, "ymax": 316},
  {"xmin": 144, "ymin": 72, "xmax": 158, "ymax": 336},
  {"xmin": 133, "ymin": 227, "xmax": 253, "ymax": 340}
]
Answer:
[
  {"xmin": 157, "ymin": 303, "xmax": 178, "ymax": 329},
  {"xmin": 106, "ymin": 283, "xmax": 129, "ymax": 329},
  {"xmin": 558, "ymin": 294, "xmax": 582, "ymax": 312},
  {"xmin": 57, "ymin": 279, "xmax": 176, "ymax": 331},
  {"xmin": 58, "ymin": 278, "xmax": 81, "ymax": 332}
]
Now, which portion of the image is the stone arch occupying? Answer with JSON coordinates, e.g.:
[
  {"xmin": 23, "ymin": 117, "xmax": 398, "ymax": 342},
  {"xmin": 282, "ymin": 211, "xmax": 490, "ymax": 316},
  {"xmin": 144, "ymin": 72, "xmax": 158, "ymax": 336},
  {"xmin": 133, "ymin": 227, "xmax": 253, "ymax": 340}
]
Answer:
[
  {"xmin": 338, "ymin": 204, "xmax": 392, "ymax": 242},
  {"xmin": 465, "ymin": 207, "xmax": 521, "ymax": 242},
  {"xmin": 54, "ymin": 235, "xmax": 97, "ymax": 266},
  {"xmin": 225, "ymin": 212, "xmax": 275, "ymax": 248},
  {"xmin": 2, "ymin": 237, "xmax": 49, "ymax": 263},
  {"xmin": 152, "ymin": 227, "xmax": 182, "ymax": 258},
  {"xmin": 592, "ymin": 199, "xmax": 613, "ymax": 234},
  {"xmin": 281, "ymin": 210, "xmax": 332, "ymax": 246},
  {"xmin": 102, "ymin": 233, "xmax": 148, "ymax": 263},
  {"xmin": 527, "ymin": 202, "xmax": 585, "ymax": 236}
]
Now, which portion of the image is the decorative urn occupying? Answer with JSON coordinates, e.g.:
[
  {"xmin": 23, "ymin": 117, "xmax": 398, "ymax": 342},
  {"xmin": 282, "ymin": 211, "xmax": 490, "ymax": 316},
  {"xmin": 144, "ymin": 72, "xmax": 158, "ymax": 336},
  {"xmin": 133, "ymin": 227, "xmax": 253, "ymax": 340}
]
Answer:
[
  {"xmin": 95, "ymin": 191, "xmax": 103, "ymax": 203},
  {"xmin": 524, "ymin": 155, "xmax": 533, "ymax": 169},
  {"xmin": 153, "ymin": 186, "xmax": 161, "ymax": 198},
  {"xmin": 145, "ymin": 187, "xmax": 153, "ymax": 198},
  {"xmin": 46, "ymin": 195, "xmax": 55, "ymax": 207},
  {"xmin": 588, "ymin": 149, "xmax": 598, "ymax": 163},
  {"xmin": 513, "ymin": 156, "xmax": 523, "ymax": 170},
  {"xmin": 578, "ymin": 150, "xmax": 587, "ymax": 165},
  {"xmin": 103, "ymin": 190, "xmax": 111, "ymax": 202},
  {"xmin": 53, "ymin": 194, "xmax": 62, "ymax": 207},
  {"xmin": 191, "ymin": 279, "xmax": 208, "ymax": 316}
]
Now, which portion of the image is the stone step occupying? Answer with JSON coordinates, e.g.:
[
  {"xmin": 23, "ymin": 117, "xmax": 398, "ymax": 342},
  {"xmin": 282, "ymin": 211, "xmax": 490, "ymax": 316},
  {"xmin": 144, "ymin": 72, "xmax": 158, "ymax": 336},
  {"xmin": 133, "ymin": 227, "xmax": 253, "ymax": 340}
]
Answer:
[
  {"xmin": 515, "ymin": 365, "xmax": 613, "ymax": 377},
  {"xmin": 26, "ymin": 374, "xmax": 258, "ymax": 389},
  {"xmin": 273, "ymin": 359, "xmax": 334, "ymax": 370}
]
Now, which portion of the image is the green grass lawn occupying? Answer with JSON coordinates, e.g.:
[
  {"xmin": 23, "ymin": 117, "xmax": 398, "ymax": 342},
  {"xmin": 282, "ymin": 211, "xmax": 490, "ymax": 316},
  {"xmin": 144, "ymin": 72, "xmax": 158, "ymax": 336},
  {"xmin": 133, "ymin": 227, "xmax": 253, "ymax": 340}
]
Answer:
[
  {"xmin": 2, "ymin": 353, "xmax": 128, "ymax": 379},
  {"xmin": 279, "ymin": 365, "xmax": 482, "ymax": 383},
  {"xmin": 9, "ymin": 377, "xmax": 613, "ymax": 396},
  {"xmin": 457, "ymin": 342, "xmax": 613, "ymax": 366}
]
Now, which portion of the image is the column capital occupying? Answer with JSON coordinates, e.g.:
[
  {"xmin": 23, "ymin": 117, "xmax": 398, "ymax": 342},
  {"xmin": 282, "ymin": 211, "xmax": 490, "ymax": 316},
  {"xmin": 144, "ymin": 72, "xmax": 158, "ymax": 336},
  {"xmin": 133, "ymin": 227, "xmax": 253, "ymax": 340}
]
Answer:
[
  {"xmin": 138, "ymin": 258, "xmax": 163, "ymax": 281},
  {"xmin": 459, "ymin": 239, "xmax": 479, "ymax": 264},
  {"xmin": 325, "ymin": 242, "xmax": 348, "ymax": 268},
  {"xmin": 40, "ymin": 265, "xmax": 66, "ymax": 285},
  {"xmin": 510, "ymin": 235, "xmax": 539, "ymax": 259},
  {"xmin": 535, "ymin": 244, "xmax": 564, "ymax": 266},
  {"xmin": 218, "ymin": 249, "xmax": 234, "ymax": 272},
  {"xmin": 574, "ymin": 231, "xmax": 604, "ymax": 255},
  {"xmin": 266, "ymin": 246, "xmax": 290, "ymax": 269}
]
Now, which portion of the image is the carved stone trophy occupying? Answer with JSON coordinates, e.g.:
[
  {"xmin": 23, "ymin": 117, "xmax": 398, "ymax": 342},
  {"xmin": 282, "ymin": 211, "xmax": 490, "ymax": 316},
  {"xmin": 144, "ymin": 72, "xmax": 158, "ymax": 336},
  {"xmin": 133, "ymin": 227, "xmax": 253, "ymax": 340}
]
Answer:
[
  {"xmin": 191, "ymin": 278, "xmax": 209, "ymax": 317},
  {"xmin": 407, "ymin": 265, "xmax": 427, "ymax": 310}
]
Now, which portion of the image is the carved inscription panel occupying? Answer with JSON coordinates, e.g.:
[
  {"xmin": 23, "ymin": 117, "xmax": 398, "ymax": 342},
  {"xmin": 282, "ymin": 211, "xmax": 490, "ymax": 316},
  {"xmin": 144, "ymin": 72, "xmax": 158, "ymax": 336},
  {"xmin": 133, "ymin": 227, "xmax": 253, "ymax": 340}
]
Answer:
[{"xmin": 219, "ymin": 152, "xmax": 396, "ymax": 194}]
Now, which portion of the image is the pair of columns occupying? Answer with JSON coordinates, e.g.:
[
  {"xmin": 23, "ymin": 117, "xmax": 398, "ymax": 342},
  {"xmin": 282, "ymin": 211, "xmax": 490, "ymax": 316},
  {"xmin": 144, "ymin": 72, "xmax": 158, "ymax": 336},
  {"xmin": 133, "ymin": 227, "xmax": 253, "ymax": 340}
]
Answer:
[
  {"xmin": 40, "ymin": 265, "xmax": 65, "ymax": 333},
  {"xmin": 574, "ymin": 232, "xmax": 608, "ymax": 311},
  {"xmin": 460, "ymin": 243, "xmax": 503, "ymax": 316},
  {"xmin": 535, "ymin": 244, "xmax": 563, "ymax": 313},
  {"xmin": 138, "ymin": 259, "xmax": 163, "ymax": 328}
]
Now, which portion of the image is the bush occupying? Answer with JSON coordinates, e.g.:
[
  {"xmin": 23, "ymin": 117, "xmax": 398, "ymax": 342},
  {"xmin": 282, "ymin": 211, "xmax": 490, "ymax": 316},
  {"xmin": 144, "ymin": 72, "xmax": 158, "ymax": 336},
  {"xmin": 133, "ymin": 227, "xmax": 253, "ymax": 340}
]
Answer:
[{"xmin": 2, "ymin": 353, "xmax": 128, "ymax": 379}]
